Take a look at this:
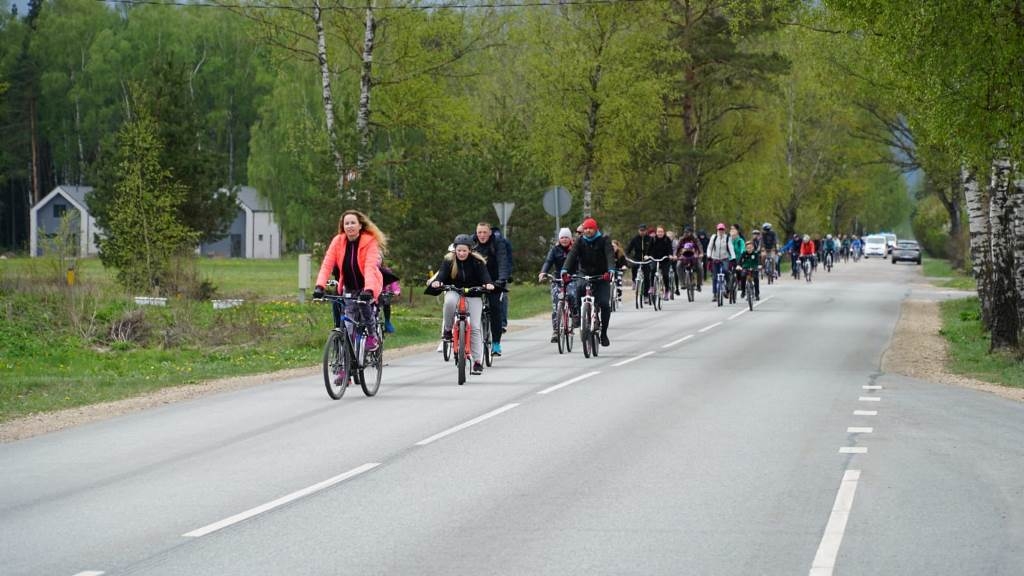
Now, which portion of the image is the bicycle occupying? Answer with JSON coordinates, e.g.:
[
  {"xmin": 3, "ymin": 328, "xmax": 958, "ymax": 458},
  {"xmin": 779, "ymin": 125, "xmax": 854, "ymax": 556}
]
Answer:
[
  {"xmin": 574, "ymin": 274, "xmax": 604, "ymax": 359},
  {"xmin": 544, "ymin": 274, "xmax": 574, "ymax": 354},
  {"xmin": 440, "ymin": 285, "xmax": 489, "ymax": 385},
  {"xmin": 744, "ymin": 268, "xmax": 758, "ymax": 311},
  {"xmin": 712, "ymin": 260, "xmax": 727, "ymax": 307},
  {"xmin": 726, "ymin": 264, "xmax": 737, "ymax": 304},
  {"xmin": 762, "ymin": 250, "xmax": 777, "ymax": 285},
  {"xmin": 649, "ymin": 256, "xmax": 670, "ymax": 310},
  {"xmin": 626, "ymin": 256, "xmax": 653, "ymax": 310},
  {"xmin": 678, "ymin": 260, "xmax": 698, "ymax": 302},
  {"xmin": 800, "ymin": 256, "xmax": 814, "ymax": 283},
  {"xmin": 316, "ymin": 293, "xmax": 384, "ymax": 400},
  {"xmin": 611, "ymin": 269, "xmax": 623, "ymax": 313},
  {"xmin": 824, "ymin": 251, "xmax": 834, "ymax": 273}
]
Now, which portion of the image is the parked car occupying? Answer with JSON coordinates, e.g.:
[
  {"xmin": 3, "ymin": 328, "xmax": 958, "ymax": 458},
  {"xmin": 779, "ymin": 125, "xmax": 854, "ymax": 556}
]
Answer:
[
  {"xmin": 892, "ymin": 240, "xmax": 922, "ymax": 265},
  {"xmin": 864, "ymin": 235, "xmax": 887, "ymax": 258}
]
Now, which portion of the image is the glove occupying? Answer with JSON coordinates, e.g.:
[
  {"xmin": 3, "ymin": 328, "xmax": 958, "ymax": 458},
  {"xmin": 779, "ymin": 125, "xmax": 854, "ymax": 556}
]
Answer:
[
  {"xmin": 313, "ymin": 286, "xmax": 325, "ymax": 299},
  {"xmin": 357, "ymin": 290, "xmax": 373, "ymax": 302},
  {"xmin": 601, "ymin": 272, "xmax": 611, "ymax": 282},
  {"xmin": 561, "ymin": 272, "xmax": 571, "ymax": 285}
]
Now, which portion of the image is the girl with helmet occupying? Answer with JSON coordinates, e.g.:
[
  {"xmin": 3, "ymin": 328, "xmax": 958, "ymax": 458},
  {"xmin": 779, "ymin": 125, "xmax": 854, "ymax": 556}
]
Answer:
[{"xmin": 429, "ymin": 234, "xmax": 495, "ymax": 375}]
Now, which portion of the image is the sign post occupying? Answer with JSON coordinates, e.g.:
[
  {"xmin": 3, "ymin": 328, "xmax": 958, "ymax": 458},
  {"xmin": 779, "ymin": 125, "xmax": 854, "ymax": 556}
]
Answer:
[
  {"xmin": 493, "ymin": 202, "xmax": 515, "ymax": 235},
  {"xmin": 542, "ymin": 186, "xmax": 572, "ymax": 238}
]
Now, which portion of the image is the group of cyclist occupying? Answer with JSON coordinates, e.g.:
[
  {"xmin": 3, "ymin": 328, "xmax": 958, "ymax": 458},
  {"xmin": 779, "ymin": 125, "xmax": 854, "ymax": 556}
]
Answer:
[{"xmin": 311, "ymin": 208, "xmax": 867, "ymax": 383}]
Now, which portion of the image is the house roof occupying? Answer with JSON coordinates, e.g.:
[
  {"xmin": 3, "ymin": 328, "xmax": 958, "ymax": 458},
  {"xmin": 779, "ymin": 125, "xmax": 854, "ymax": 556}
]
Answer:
[
  {"xmin": 234, "ymin": 186, "xmax": 273, "ymax": 212},
  {"xmin": 33, "ymin": 185, "xmax": 94, "ymax": 214}
]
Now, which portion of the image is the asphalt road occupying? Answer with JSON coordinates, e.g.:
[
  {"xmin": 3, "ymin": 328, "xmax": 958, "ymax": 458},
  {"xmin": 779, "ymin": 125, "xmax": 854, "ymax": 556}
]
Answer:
[{"xmin": 2, "ymin": 257, "xmax": 1022, "ymax": 576}]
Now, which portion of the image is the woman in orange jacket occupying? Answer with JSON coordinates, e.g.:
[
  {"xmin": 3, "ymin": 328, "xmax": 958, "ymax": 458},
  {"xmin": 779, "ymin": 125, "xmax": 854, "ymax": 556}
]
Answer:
[{"xmin": 313, "ymin": 210, "xmax": 388, "ymax": 344}]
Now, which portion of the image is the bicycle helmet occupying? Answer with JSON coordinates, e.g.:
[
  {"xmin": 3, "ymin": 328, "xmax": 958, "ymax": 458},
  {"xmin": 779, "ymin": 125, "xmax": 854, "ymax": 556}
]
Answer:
[
  {"xmin": 683, "ymin": 242, "xmax": 695, "ymax": 250},
  {"xmin": 452, "ymin": 234, "xmax": 474, "ymax": 248},
  {"xmin": 762, "ymin": 222, "xmax": 772, "ymax": 231},
  {"xmin": 826, "ymin": 234, "xmax": 833, "ymax": 239}
]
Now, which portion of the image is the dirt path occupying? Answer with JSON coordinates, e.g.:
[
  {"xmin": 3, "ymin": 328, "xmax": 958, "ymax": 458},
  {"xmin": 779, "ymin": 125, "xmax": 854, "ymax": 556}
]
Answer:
[{"xmin": 2, "ymin": 301, "xmax": 1019, "ymax": 443}]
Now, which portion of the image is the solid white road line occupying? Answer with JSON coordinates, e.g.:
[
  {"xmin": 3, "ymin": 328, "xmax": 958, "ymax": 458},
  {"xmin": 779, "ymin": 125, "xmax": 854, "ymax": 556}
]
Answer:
[
  {"xmin": 698, "ymin": 322, "xmax": 722, "ymax": 333},
  {"xmin": 538, "ymin": 371, "xmax": 601, "ymax": 395},
  {"xmin": 809, "ymin": 469, "xmax": 862, "ymax": 576},
  {"xmin": 184, "ymin": 463, "xmax": 380, "ymax": 538},
  {"xmin": 73, "ymin": 572, "xmax": 105, "ymax": 576},
  {"xmin": 753, "ymin": 295, "xmax": 774, "ymax": 308},
  {"xmin": 612, "ymin": 351, "xmax": 656, "ymax": 367},
  {"xmin": 728, "ymin": 309, "xmax": 747, "ymax": 320},
  {"xmin": 853, "ymin": 410, "xmax": 878, "ymax": 416},
  {"xmin": 862, "ymin": 385, "xmax": 882, "ymax": 390},
  {"xmin": 858, "ymin": 396, "xmax": 881, "ymax": 402},
  {"xmin": 415, "ymin": 403, "xmax": 520, "ymax": 446},
  {"xmin": 661, "ymin": 334, "xmax": 694, "ymax": 348},
  {"xmin": 847, "ymin": 427, "xmax": 874, "ymax": 434},
  {"xmin": 839, "ymin": 447, "xmax": 868, "ymax": 454}
]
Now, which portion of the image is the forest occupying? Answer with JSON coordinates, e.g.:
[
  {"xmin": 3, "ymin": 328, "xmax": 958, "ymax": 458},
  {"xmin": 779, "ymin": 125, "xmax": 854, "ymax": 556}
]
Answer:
[{"xmin": 1, "ymin": 0, "xmax": 1022, "ymax": 351}]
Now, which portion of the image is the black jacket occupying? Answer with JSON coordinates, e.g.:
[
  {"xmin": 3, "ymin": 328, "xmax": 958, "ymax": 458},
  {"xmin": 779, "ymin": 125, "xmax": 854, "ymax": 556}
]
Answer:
[
  {"xmin": 650, "ymin": 236, "xmax": 673, "ymax": 259},
  {"xmin": 563, "ymin": 232, "xmax": 615, "ymax": 277},
  {"xmin": 540, "ymin": 243, "xmax": 575, "ymax": 275},
  {"xmin": 428, "ymin": 253, "xmax": 492, "ymax": 295},
  {"xmin": 626, "ymin": 233, "xmax": 654, "ymax": 261},
  {"xmin": 473, "ymin": 234, "xmax": 511, "ymax": 283}
]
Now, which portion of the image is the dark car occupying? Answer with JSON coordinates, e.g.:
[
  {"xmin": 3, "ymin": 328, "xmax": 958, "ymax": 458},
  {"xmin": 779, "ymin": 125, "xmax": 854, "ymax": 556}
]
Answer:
[{"xmin": 892, "ymin": 240, "xmax": 922, "ymax": 265}]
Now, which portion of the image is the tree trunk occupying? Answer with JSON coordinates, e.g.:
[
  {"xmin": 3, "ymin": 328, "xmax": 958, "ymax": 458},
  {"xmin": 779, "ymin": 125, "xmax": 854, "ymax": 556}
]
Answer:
[
  {"xmin": 29, "ymin": 95, "xmax": 40, "ymax": 204},
  {"xmin": 963, "ymin": 166, "xmax": 992, "ymax": 329},
  {"xmin": 986, "ymin": 157, "xmax": 1017, "ymax": 350},
  {"xmin": 312, "ymin": 0, "xmax": 347, "ymax": 197},
  {"xmin": 356, "ymin": 3, "xmax": 376, "ymax": 181},
  {"xmin": 1012, "ymin": 174, "xmax": 1024, "ymax": 349},
  {"xmin": 581, "ymin": 63, "xmax": 602, "ymax": 218}
]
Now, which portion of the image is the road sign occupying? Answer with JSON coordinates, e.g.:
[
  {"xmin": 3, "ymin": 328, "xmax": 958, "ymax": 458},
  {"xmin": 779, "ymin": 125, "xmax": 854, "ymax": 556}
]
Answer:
[
  {"xmin": 493, "ymin": 202, "xmax": 515, "ymax": 230},
  {"xmin": 542, "ymin": 186, "xmax": 571, "ymax": 217}
]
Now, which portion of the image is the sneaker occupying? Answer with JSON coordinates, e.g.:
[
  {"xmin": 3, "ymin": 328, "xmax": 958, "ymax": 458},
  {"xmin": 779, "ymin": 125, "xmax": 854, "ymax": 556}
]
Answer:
[
  {"xmin": 491, "ymin": 342, "xmax": 502, "ymax": 356},
  {"xmin": 384, "ymin": 321, "xmax": 396, "ymax": 333},
  {"xmin": 600, "ymin": 334, "xmax": 610, "ymax": 347},
  {"xmin": 471, "ymin": 361, "xmax": 483, "ymax": 375},
  {"xmin": 550, "ymin": 331, "xmax": 559, "ymax": 343},
  {"xmin": 436, "ymin": 340, "xmax": 444, "ymax": 353},
  {"xmin": 442, "ymin": 330, "xmax": 452, "ymax": 342},
  {"xmin": 696, "ymin": 284, "xmax": 702, "ymax": 292}
]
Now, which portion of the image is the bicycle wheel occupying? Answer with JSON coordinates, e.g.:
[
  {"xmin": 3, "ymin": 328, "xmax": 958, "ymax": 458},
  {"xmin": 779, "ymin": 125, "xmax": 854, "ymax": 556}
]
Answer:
[
  {"xmin": 591, "ymin": 316, "xmax": 600, "ymax": 357},
  {"xmin": 360, "ymin": 325, "xmax": 383, "ymax": 397},
  {"xmin": 482, "ymin": 308, "xmax": 493, "ymax": 367},
  {"xmin": 563, "ymin": 302, "xmax": 574, "ymax": 353},
  {"xmin": 686, "ymin": 270, "xmax": 695, "ymax": 302},
  {"xmin": 323, "ymin": 328, "xmax": 350, "ymax": 400},
  {"xmin": 634, "ymin": 275, "xmax": 644, "ymax": 309},
  {"xmin": 456, "ymin": 320, "xmax": 467, "ymax": 385},
  {"xmin": 556, "ymin": 302, "xmax": 566, "ymax": 355},
  {"xmin": 716, "ymin": 276, "xmax": 724, "ymax": 307},
  {"xmin": 747, "ymin": 278, "xmax": 755, "ymax": 311},
  {"xmin": 442, "ymin": 331, "xmax": 451, "ymax": 362},
  {"xmin": 727, "ymin": 273, "xmax": 736, "ymax": 304},
  {"xmin": 580, "ymin": 302, "xmax": 592, "ymax": 358}
]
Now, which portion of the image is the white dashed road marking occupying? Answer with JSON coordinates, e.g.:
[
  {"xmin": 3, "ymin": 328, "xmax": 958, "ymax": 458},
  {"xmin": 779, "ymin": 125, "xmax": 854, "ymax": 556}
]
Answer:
[
  {"xmin": 809, "ymin": 469, "xmax": 862, "ymax": 576},
  {"xmin": 612, "ymin": 351, "xmax": 656, "ymax": 367},
  {"xmin": 538, "ymin": 371, "xmax": 601, "ymax": 395},
  {"xmin": 415, "ymin": 404, "xmax": 520, "ymax": 446}
]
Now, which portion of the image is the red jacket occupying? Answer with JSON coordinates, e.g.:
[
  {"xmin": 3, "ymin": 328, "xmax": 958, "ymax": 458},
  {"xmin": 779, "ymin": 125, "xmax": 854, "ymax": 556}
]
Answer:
[
  {"xmin": 799, "ymin": 240, "xmax": 816, "ymax": 257},
  {"xmin": 316, "ymin": 232, "xmax": 383, "ymax": 300}
]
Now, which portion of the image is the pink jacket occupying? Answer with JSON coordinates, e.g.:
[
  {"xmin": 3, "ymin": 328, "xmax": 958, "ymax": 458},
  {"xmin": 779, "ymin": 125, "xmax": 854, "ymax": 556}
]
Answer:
[{"xmin": 316, "ymin": 233, "xmax": 383, "ymax": 300}]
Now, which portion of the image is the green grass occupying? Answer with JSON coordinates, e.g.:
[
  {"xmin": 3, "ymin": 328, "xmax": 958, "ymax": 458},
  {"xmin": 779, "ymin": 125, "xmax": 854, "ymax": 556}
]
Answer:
[
  {"xmin": 922, "ymin": 257, "xmax": 976, "ymax": 291},
  {"xmin": 939, "ymin": 297, "xmax": 1024, "ymax": 389},
  {"xmin": 0, "ymin": 256, "xmax": 552, "ymax": 423}
]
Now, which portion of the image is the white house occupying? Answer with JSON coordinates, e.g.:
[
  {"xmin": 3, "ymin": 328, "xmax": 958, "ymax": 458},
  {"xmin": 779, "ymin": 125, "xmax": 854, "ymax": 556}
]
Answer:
[
  {"xmin": 31, "ymin": 185, "xmax": 281, "ymax": 259},
  {"xmin": 30, "ymin": 185, "xmax": 101, "ymax": 257},
  {"xmin": 199, "ymin": 186, "xmax": 282, "ymax": 259}
]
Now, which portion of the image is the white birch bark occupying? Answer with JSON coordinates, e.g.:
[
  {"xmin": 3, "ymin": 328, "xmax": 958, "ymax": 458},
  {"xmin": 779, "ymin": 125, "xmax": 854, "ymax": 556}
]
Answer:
[
  {"xmin": 356, "ymin": 3, "xmax": 376, "ymax": 180},
  {"xmin": 313, "ymin": 0, "xmax": 347, "ymax": 196},
  {"xmin": 1012, "ymin": 172, "xmax": 1024, "ymax": 348},
  {"xmin": 987, "ymin": 157, "xmax": 1017, "ymax": 350},
  {"xmin": 963, "ymin": 165, "xmax": 991, "ymax": 329}
]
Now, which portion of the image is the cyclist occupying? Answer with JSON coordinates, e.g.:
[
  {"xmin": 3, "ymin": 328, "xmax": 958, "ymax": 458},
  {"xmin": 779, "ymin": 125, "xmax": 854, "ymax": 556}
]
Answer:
[
  {"xmin": 676, "ymin": 240, "xmax": 701, "ymax": 293},
  {"xmin": 761, "ymin": 222, "xmax": 778, "ymax": 275},
  {"xmin": 729, "ymin": 224, "xmax": 744, "ymax": 269},
  {"xmin": 736, "ymin": 240, "xmax": 761, "ymax": 300},
  {"xmin": 799, "ymin": 234, "xmax": 817, "ymax": 275},
  {"xmin": 823, "ymin": 234, "xmax": 838, "ymax": 269},
  {"xmin": 676, "ymin": 226, "xmax": 702, "ymax": 291},
  {"xmin": 611, "ymin": 238, "xmax": 628, "ymax": 304},
  {"xmin": 429, "ymin": 234, "xmax": 495, "ymax": 375},
  {"xmin": 561, "ymin": 217, "xmax": 615, "ymax": 347},
  {"xmin": 705, "ymin": 223, "xmax": 735, "ymax": 300},
  {"xmin": 473, "ymin": 222, "xmax": 511, "ymax": 356},
  {"xmin": 314, "ymin": 209, "xmax": 387, "ymax": 352},
  {"xmin": 539, "ymin": 228, "xmax": 577, "ymax": 343},
  {"xmin": 651, "ymin": 225, "xmax": 674, "ymax": 300},
  {"xmin": 851, "ymin": 235, "xmax": 863, "ymax": 260},
  {"xmin": 626, "ymin": 223, "xmax": 655, "ymax": 294}
]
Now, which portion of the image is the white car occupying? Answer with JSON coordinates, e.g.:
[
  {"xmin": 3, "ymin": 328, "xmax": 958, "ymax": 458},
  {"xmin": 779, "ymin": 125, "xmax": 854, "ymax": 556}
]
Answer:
[{"xmin": 864, "ymin": 235, "xmax": 887, "ymax": 258}]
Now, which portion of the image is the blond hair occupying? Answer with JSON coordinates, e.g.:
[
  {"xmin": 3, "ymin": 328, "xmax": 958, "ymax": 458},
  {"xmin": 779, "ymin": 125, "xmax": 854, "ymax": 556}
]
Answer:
[
  {"xmin": 338, "ymin": 209, "xmax": 388, "ymax": 254},
  {"xmin": 447, "ymin": 249, "xmax": 486, "ymax": 278}
]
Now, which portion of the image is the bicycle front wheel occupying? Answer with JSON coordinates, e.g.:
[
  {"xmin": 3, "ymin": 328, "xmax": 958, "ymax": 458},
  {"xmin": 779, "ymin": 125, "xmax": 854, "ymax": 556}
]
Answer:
[
  {"xmin": 580, "ymin": 302, "xmax": 592, "ymax": 358},
  {"xmin": 456, "ymin": 321, "xmax": 467, "ymax": 385},
  {"xmin": 360, "ymin": 325, "xmax": 383, "ymax": 397},
  {"xmin": 747, "ymin": 280, "xmax": 755, "ymax": 311},
  {"xmin": 323, "ymin": 329, "xmax": 350, "ymax": 400},
  {"xmin": 482, "ymin": 309, "xmax": 493, "ymax": 367}
]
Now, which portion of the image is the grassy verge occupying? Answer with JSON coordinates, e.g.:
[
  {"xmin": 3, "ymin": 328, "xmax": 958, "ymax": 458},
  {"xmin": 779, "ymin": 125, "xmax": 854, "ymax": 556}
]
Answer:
[
  {"xmin": 922, "ymin": 257, "xmax": 976, "ymax": 290},
  {"xmin": 0, "ymin": 257, "xmax": 551, "ymax": 423},
  {"xmin": 939, "ymin": 297, "xmax": 1024, "ymax": 389}
]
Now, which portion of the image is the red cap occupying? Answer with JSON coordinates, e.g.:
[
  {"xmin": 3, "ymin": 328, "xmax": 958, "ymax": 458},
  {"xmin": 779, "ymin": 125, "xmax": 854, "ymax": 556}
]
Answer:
[{"xmin": 582, "ymin": 218, "xmax": 598, "ymax": 230}]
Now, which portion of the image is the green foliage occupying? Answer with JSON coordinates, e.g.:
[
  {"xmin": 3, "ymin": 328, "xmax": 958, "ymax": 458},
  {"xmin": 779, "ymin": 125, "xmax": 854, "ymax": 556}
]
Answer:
[
  {"xmin": 940, "ymin": 297, "xmax": 1024, "ymax": 386},
  {"xmin": 912, "ymin": 195, "xmax": 951, "ymax": 259},
  {"xmin": 96, "ymin": 106, "xmax": 198, "ymax": 293}
]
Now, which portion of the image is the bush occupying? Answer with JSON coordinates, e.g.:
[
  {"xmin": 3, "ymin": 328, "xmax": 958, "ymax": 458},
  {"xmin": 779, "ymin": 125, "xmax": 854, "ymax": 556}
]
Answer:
[{"xmin": 911, "ymin": 195, "xmax": 950, "ymax": 258}]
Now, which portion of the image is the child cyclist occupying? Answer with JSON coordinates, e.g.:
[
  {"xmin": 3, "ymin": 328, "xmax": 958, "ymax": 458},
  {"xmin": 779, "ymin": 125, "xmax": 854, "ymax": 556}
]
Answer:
[
  {"xmin": 428, "ymin": 234, "xmax": 495, "ymax": 375},
  {"xmin": 736, "ymin": 240, "xmax": 761, "ymax": 300}
]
